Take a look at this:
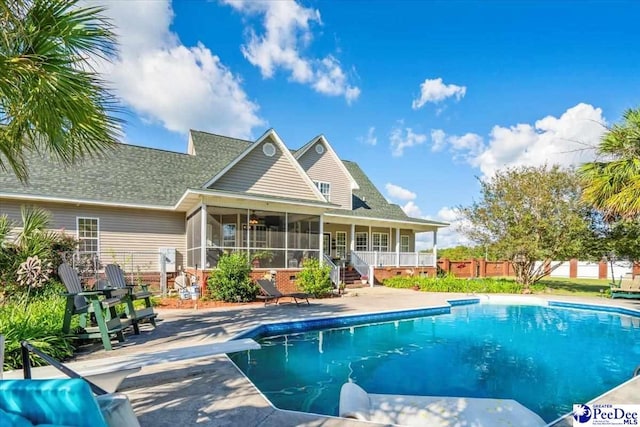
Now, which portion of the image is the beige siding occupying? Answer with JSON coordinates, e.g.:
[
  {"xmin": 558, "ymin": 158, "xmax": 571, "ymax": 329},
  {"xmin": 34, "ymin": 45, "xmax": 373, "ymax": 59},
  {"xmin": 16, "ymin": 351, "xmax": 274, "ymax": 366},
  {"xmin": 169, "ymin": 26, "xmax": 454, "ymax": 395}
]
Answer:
[
  {"xmin": 210, "ymin": 137, "xmax": 320, "ymax": 201},
  {"xmin": 297, "ymin": 141, "xmax": 352, "ymax": 209},
  {"xmin": 1, "ymin": 200, "xmax": 185, "ymax": 271}
]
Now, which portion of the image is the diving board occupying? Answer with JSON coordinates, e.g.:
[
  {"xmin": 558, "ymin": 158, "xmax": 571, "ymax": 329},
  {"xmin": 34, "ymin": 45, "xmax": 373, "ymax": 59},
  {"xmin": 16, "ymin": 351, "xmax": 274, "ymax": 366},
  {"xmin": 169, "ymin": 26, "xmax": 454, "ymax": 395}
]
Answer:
[{"xmin": 3, "ymin": 338, "xmax": 260, "ymax": 393}]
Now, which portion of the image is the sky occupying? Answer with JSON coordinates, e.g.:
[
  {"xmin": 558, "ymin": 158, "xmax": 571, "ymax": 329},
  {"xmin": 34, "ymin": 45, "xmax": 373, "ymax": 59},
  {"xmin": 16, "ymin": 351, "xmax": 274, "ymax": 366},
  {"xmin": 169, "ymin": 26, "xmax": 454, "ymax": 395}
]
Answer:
[{"xmin": 92, "ymin": 0, "xmax": 640, "ymax": 249}]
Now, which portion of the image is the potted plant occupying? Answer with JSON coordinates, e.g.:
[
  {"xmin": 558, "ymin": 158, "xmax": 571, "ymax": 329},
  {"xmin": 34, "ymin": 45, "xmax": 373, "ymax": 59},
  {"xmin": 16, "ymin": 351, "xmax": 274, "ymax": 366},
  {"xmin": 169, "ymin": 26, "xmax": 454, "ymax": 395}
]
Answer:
[{"xmin": 361, "ymin": 275, "xmax": 368, "ymax": 285}]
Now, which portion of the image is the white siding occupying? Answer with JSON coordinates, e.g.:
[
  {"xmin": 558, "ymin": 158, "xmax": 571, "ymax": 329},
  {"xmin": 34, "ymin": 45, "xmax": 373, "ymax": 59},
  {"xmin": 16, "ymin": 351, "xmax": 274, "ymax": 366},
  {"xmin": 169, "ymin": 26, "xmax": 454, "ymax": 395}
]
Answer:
[
  {"xmin": 1, "ymin": 200, "xmax": 185, "ymax": 271},
  {"xmin": 297, "ymin": 141, "xmax": 352, "ymax": 209},
  {"xmin": 210, "ymin": 137, "xmax": 320, "ymax": 201}
]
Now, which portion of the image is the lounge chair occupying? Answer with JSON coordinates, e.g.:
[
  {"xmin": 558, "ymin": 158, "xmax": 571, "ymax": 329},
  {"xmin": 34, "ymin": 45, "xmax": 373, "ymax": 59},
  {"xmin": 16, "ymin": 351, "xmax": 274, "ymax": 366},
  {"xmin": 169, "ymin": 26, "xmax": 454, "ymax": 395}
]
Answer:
[
  {"xmin": 0, "ymin": 341, "xmax": 140, "ymax": 427},
  {"xmin": 58, "ymin": 263, "xmax": 129, "ymax": 351},
  {"xmin": 104, "ymin": 264, "xmax": 158, "ymax": 333},
  {"xmin": 611, "ymin": 273, "xmax": 640, "ymax": 299},
  {"xmin": 339, "ymin": 382, "xmax": 546, "ymax": 427},
  {"xmin": 256, "ymin": 279, "xmax": 310, "ymax": 306}
]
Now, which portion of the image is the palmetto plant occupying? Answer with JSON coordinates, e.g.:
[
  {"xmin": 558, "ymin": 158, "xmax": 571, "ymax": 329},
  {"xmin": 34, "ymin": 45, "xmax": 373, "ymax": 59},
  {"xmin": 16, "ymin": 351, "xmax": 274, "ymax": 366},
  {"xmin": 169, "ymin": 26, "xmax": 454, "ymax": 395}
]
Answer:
[
  {"xmin": 0, "ymin": 0, "xmax": 122, "ymax": 182},
  {"xmin": 579, "ymin": 108, "xmax": 640, "ymax": 219},
  {"xmin": 0, "ymin": 206, "xmax": 72, "ymax": 299}
]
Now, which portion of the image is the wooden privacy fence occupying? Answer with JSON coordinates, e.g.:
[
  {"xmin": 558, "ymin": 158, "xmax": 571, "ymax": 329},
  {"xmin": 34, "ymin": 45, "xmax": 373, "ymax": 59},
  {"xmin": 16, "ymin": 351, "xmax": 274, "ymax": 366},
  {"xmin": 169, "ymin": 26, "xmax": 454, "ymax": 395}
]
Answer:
[{"xmin": 437, "ymin": 258, "xmax": 639, "ymax": 280}]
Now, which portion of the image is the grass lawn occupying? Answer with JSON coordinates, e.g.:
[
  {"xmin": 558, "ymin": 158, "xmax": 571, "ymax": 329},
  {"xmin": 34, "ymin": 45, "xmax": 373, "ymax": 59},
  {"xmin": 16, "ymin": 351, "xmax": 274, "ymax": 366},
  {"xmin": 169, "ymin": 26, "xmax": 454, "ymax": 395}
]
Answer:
[{"xmin": 534, "ymin": 276, "xmax": 612, "ymax": 298}]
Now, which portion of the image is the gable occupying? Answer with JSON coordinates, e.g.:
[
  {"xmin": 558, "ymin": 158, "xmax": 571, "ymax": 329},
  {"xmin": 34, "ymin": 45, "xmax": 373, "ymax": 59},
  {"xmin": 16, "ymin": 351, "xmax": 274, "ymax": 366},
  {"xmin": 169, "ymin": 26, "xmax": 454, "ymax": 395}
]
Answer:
[
  {"xmin": 297, "ymin": 139, "xmax": 353, "ymax": 209},
  {"xmin": 208, "ymin": 136, "xmax": 322, "ymax": 201}
]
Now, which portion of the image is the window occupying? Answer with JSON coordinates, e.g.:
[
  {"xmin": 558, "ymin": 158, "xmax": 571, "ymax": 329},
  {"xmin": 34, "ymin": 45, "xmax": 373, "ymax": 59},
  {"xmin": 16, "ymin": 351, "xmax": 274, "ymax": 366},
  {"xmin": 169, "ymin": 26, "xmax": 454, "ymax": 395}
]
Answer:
[
  {"xmin": 372, "ymin": 232, "xmax": 389, "ymax": 252},
  {"xmin": 314, "ymin": 180, "xmax": 331, "ymax": 201},
  {"xmin": 355, "ymin": 232, "xmax": 368, "ymax": 251},
  {"xmin": 77, "ymin": 217, "xmax": 99, "ymax": 254},
  {"xmin": 335, "ymin": 231, "xmax": 347, "ymax": 259},
  {"xmin": 323, "ymin": 233, "xmax": 331, "ymax": 256},
  {"xmin": 222, "ymin": 224, "xmax": 236, "ymax": 247},
  {"xmin": 401, "ymin": 235, "xmax": 410, "ymax": 252}
]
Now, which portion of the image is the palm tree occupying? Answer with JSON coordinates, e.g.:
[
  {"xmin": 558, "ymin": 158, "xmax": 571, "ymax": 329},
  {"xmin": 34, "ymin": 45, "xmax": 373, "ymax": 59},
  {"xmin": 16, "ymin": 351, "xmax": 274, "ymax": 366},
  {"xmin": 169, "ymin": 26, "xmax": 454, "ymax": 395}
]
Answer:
[
  {"xmin": 0, "ymin": 0, "xmax": 121, "ymax": 183},
  {"xmin": 579, "ymin": 108, "xmax": 640, "ymax": 219}
]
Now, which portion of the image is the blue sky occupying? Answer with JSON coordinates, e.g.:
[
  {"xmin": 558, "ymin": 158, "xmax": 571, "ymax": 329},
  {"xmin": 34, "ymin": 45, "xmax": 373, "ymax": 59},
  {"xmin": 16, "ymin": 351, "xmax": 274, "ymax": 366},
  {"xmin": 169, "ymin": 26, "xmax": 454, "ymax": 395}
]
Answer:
[{"xmin": 96, "ymin": 0, "xmax": 640, "ymax": 248}]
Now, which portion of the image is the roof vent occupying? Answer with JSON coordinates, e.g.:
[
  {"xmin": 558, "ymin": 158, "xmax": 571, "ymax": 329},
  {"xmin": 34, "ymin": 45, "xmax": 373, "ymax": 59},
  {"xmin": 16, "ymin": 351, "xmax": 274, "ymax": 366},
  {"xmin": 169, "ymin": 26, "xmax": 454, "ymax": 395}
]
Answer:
[
  {"xmin": 263, "ymin": 142, "xmax": 276, "ymax": 157},
  {"xmin": 315, "ymin": 144, "xmax": 324, "ymax": 154}
]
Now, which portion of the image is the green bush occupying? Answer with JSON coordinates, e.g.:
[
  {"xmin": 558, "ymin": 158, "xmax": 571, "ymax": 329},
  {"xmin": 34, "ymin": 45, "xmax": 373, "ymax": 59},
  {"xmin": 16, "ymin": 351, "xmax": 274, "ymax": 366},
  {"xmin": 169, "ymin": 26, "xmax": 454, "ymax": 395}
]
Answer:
[
  {"xmin": 297, "ymin": 258, "xmax": 332, "ymax": 298},
  {"xmin": 207, "ymin": 253, "xmax": 258, "ymax": 302},
  {"xmin": 0, "ymin": 288, "xmax": 76, "ymax": 370},
  {"xmin": 383, "ymin": 274, "xmax": 530, "ymax": 294},
  {"xmin": 1, "ymin": 206, "xmax": 77, "ymax": 300}
]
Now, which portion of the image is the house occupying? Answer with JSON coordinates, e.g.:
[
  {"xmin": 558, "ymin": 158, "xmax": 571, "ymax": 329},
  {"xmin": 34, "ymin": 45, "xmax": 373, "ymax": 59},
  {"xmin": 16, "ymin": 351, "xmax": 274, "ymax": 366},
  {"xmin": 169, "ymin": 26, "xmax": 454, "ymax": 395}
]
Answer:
[{"xmin": 0, "ymin": 129, "xmax": 447, "ymax": 290}]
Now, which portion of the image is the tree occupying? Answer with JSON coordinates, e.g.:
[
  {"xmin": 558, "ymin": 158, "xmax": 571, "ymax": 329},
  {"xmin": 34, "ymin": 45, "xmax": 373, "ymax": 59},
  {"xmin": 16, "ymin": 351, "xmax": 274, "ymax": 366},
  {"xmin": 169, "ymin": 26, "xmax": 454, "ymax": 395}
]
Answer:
[
  {"xmin": 579, "ymin": 108, "xmax": 640, "ymax": 219},
  {"xmin": 459, "ymin": 165, "xmax": 590, "ymax": 289},
  {"xmin": 0, "ymin": 0, "xmax": 121, "ymax": 182}
]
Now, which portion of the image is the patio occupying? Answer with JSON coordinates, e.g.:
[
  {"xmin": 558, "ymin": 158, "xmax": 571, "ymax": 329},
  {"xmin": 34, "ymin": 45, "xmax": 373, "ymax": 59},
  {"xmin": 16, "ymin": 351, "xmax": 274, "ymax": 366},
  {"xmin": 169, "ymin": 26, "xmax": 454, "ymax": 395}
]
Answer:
[{"xmin": 73, "ymin": 287, "xmax": 640, "ymax": 426}]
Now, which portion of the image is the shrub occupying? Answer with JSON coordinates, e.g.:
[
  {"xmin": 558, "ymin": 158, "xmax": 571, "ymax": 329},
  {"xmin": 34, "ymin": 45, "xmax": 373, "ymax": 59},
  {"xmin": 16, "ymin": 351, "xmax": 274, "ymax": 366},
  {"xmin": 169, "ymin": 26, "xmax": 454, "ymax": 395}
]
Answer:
[
  {"xmin": 0, "ymin": 206, "xmax": 78, "ymax": 301},
  {"xmin": 207, "ymin": 253, "xmax": 258, "ymax": 302},
  {"xmin": 297, "ymin": 258, "xmax": 332, "ymax": 298},
  {"xmin": 383, "ymin": 274, "xmax": 527, "ymax": 294},
  {"xmin": 0, "ymin": 286, "xmax": 76, "ymax": 370}
]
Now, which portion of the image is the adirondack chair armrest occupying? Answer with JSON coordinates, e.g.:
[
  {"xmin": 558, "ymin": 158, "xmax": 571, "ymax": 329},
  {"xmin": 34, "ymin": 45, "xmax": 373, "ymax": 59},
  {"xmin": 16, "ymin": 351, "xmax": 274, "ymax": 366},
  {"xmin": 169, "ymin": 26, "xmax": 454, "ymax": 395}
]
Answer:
[{"xmin": 61, "ymin": 291, "xmax": 103, "ymax": 298}]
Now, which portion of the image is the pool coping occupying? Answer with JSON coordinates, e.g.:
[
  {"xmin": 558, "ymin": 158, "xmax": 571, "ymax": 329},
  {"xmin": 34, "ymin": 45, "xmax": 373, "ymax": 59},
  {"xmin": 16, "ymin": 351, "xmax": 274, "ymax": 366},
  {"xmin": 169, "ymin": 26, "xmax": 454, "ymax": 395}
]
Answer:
[{"xmin": 226, "ymin": 295, "xmax": 640, "ymax": 426}]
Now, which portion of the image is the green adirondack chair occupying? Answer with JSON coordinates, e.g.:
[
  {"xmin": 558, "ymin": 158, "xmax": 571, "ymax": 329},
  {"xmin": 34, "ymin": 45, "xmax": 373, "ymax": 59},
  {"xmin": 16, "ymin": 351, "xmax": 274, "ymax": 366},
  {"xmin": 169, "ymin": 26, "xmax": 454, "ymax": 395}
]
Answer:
[
  {"xmin": 58, "ymin": 263, "xmax": 129, "ymax": 351},
  {"xmin": 103, "ymin": 264, "xmax": 158, "ymax": 334}
]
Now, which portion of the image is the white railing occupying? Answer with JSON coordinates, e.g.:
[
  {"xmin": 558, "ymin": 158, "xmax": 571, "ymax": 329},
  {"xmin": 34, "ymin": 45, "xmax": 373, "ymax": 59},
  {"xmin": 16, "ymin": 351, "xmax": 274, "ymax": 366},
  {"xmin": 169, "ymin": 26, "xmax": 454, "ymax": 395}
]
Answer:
[
  {"xmin": 353, "ymin": 251, "xmax": 435, "ymax": 267},
  {"xmin": 350, "ymin": 251, "xmax": 370, "ymax": 277},
  {"xmin": 323, "ymin": 254, "xmax": 340, "ymax": 285}
]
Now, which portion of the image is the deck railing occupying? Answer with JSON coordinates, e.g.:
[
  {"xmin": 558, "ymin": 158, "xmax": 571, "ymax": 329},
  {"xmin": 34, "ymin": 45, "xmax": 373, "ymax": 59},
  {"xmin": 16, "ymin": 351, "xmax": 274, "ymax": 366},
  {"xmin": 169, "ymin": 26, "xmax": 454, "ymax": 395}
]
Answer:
[
  {"xmin": 352, "ymin": 251, "xmax": 435, "ymax": 268},
  {"xmin": 323, "ymin": 254, "xmax": 340, "ymax": 285},
  {"xmin": 350, "ymin": 252, "xmax": 370, "ymax": 277}
]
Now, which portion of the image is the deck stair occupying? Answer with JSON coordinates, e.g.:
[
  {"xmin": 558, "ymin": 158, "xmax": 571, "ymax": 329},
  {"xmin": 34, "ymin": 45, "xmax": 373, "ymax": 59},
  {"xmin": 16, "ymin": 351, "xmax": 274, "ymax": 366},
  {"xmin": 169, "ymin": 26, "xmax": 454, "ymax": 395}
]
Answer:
[{"xmin": 341, "ymin": 268, "xmax": 363, "ymax": 286}]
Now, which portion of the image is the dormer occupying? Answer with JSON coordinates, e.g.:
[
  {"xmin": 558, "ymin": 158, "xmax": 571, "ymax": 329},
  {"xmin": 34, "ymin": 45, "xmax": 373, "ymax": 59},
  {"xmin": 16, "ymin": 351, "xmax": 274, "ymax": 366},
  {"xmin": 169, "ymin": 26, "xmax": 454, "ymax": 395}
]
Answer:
[{"xmin": 295, "ymin": 136, "xmax": 359, "ymax": 210}]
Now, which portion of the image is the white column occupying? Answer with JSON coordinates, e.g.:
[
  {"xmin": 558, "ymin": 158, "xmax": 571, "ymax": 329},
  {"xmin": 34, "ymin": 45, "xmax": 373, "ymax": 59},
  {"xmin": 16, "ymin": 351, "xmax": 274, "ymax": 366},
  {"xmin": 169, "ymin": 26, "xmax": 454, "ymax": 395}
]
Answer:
[
  {"xmin": 246, "ymin": 209, "xmax": 251, "ymax": 257},
  {"xmin": 285, "ymin": 212, "xmax": 288, "ymax": 267},
  {"xmin": 319, "ymin": 214, "xmax": 324, "ymax": 265},
  {"xmin": 368, "ymin": 225, "xmax": 372, "ymax": 251},
  {"xmin": 200, "ymin": 203, "xmax": 207, "ymax": 272},
  {"xmin": 396, "ymin": 227, "xmax": 400, "ymax": 267},
  {"xmin": 433, "ymin": 229, "xmax": 438, "ymax": 266},
  {"xmin": 350, "ymin": 223, "xmax": 355, "ymax": 254}
]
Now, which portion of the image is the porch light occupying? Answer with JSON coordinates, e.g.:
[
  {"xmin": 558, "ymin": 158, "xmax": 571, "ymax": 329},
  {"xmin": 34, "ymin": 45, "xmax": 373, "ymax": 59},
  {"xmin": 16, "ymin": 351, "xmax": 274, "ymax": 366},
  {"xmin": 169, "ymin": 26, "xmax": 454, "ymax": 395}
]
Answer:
[{"xmin": 249, "ymin": 214, "xmax": 259, "ymax": 225}]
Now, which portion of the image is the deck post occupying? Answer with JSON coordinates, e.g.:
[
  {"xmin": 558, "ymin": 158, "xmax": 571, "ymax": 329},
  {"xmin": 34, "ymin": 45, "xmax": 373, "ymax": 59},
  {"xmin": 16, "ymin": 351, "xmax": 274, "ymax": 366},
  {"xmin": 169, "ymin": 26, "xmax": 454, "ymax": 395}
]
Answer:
[
  {"xmin": 396, "ymin": 228, "xmax": 400, "ymax": 267},
  {"xmin": 350, "ymin": 224, "xmax": 355, "ymax": 258},
  {"xmin": 319, "ymin": 214, "xmax": 324, "ymax": 265},
  {"xmin": 200, "ymin": 202, "xmax": 207, "ymax": 272},
  {"xmin": 433, "ymin": 229, "xmax": 438, "ymax": 266}
]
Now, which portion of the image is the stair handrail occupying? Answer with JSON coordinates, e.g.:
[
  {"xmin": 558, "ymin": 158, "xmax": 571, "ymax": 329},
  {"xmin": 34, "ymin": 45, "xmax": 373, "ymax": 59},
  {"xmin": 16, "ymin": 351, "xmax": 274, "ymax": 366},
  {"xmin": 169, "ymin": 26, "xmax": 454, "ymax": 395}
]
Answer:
[
  {"xmin": 350, "ymin": 252, "xmax": 369, "ymax": 277},
  {"xmin": 323, "ymin": 254, "xmax": 340, "ymax": 286}
]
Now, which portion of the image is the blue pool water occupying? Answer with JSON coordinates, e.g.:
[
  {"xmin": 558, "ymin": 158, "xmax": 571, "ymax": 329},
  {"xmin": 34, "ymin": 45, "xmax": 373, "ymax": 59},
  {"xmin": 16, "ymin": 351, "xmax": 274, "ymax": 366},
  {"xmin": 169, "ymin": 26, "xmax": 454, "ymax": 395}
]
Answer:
[{"xmin": 229, "ymin": 303, "xmax": 640, "ymax": 422}]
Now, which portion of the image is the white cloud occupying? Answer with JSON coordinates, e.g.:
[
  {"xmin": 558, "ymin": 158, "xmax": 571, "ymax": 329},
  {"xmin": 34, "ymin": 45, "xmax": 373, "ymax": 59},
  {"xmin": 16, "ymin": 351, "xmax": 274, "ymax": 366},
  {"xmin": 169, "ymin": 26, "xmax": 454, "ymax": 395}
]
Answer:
[
  {"xmin": 412, "ymin": 78, "xmax": 466, "ymax": 110},
  {"xmin": 418, "ymin": 207, "xmax": 472, "ymax": 250},
  {"xmin": 430, "ymin": 129, "xmax": 484, "ymax": 161},
  {"xmin": 433, "ymin": 103, "xmax": 606, "ymax": 177},
  {"xmin": 389, "ymin": 123, "xmax": 427, "ymax": 157},
  {"xmin": 97, "ymin": 0, "xmax": 263, "ymax": 139},
  {"xmin": 358, "ymin": 127, "xmax": 377, "ymax": 146},
  {"xmin": 386, "ymin": 183, "xmax": 416, "ymax": 201},
  {"xmin": 402, "ymin": 201, "xmax": 423, "ymax": 218},
  {"xmin": 223, "ymin": 0, "xmax": 360, "ymax": 103}
]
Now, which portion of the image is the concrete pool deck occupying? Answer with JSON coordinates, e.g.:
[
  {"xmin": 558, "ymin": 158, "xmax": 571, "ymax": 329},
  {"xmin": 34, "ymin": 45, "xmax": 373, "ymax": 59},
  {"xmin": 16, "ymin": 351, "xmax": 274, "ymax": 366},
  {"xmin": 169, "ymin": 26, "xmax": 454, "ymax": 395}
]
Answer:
[{"xmin": 72, "ymin": 287, "xmax": 640, "ymax": 426}]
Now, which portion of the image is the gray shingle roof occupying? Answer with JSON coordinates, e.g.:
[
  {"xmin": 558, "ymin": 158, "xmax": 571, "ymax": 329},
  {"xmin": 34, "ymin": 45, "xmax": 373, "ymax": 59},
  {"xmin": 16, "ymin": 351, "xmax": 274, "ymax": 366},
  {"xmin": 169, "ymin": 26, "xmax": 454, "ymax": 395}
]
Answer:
[
  {"xmin": 0, "ymin": 130, "xmax": 445, "ymax": 225},
  {"xmin": 0, "ymin": 131, "xmax": 249, "ymax": 206}
]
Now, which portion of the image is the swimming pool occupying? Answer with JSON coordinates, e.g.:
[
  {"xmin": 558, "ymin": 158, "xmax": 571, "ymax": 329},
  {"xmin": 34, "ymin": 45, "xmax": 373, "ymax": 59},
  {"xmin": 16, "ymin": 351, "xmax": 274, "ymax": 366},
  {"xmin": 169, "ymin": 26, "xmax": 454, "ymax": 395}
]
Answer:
[{"xmin": 229, "ymin": 299, "xmax": 640, "ymax": 423}]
